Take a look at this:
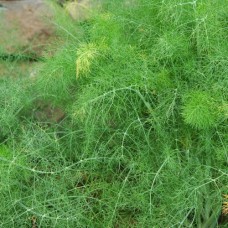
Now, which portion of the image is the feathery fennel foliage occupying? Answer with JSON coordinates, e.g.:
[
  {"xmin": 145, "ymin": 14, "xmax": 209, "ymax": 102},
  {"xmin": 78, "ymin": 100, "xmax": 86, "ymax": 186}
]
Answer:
[{"xmin": 0, "ymin": 0, "xmax": 227, "ymax": 227}]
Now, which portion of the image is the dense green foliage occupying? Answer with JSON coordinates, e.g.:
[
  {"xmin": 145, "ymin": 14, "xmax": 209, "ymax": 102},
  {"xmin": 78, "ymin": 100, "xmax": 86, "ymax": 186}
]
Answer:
[{"xmin": 0, "ymin": 0, "xmax": 227, "ymax": 227}]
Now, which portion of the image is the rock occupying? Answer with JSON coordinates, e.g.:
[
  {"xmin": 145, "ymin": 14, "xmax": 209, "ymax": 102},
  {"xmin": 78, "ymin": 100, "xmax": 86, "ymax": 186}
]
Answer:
[
  {"xmin": 0, "ymin": 0, "xmax": 55, "ymax": 56},
  {"xmin": 64, "ymin": 0, "xmax": 101, "ymax": 21}
]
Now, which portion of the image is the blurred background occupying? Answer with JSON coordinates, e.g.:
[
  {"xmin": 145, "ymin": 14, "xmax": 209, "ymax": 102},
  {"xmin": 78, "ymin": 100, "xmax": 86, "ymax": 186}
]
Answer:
[{"xmin": 0, "ymin": 0, "xmax": 95, "ymax": 77}]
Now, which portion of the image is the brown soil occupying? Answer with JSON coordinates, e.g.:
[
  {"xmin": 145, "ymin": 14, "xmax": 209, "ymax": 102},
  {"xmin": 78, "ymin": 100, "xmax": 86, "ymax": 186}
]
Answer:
[{"xmin": 34, "ymin": 100, "xmax": 65, "ymax": 123}]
